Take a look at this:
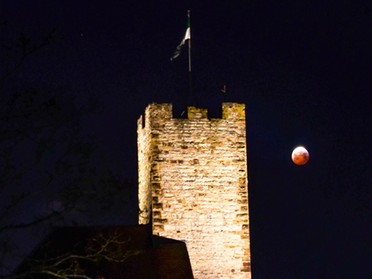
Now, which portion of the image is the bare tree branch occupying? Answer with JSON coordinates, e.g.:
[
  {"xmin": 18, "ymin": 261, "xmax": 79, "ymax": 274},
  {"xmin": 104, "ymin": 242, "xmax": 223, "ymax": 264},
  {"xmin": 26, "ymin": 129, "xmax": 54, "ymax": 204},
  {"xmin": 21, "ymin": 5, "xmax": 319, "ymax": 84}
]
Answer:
[
  {"xmin": 2, "ymin": 232, "xmax": 140, "ymax": 279},
  {"xmin": 0, "ymin": 211, "xmax": 62, "ymax": 233}
]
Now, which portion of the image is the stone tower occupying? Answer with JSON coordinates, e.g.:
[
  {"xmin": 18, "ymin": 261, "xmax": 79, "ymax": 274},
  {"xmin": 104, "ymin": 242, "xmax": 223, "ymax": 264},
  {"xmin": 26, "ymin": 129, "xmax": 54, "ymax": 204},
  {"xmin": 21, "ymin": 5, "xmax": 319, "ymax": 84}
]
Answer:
[{"xmin": 137, "ymin": 103, "xmax": 251, "ymax": 278}]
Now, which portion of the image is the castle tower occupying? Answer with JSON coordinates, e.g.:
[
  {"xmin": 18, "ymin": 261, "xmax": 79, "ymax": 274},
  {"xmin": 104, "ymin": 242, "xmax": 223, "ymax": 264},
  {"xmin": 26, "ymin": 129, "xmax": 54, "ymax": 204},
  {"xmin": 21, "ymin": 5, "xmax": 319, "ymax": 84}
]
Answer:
[{"xmin": 137, "ymin": 103, "xmax": 251, "ymax": 278}]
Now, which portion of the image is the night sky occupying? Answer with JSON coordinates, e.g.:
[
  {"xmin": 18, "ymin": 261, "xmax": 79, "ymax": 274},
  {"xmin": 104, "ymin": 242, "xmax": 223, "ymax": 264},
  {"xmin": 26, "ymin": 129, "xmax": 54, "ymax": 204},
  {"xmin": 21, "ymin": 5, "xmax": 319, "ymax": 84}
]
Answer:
[{"xmin": 1, "ymin": 0, "xmax": 371, "ymax": 278}]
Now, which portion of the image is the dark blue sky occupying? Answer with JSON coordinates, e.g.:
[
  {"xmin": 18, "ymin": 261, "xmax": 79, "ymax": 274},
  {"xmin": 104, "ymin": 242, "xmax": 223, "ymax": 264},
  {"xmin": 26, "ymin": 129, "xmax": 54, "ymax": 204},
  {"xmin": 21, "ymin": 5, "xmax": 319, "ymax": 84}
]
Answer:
[{"xmin": 1, "ymin": 0, "xmax": 371, "ymax": 278}]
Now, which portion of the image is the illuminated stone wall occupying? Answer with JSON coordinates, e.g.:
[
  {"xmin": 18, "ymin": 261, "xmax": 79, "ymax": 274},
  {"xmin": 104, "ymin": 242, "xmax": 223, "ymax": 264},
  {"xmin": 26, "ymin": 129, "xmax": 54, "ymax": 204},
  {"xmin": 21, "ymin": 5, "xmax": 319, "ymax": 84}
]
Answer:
[{"xmin": 137, "ymin": 103, "xmax": 251, "ymax": 278}]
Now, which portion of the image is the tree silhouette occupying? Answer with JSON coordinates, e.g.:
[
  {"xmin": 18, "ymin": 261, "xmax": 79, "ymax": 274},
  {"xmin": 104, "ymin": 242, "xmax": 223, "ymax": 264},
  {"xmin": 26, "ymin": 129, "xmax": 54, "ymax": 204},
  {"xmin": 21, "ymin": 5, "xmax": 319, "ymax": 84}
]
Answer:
[
  {"xmin": 7, "ymin": 229, "xmax": 141, "ymax": 279},
  {"xmin": 0, "ymin": 22, "xmax": 131, "ymax": 276}
]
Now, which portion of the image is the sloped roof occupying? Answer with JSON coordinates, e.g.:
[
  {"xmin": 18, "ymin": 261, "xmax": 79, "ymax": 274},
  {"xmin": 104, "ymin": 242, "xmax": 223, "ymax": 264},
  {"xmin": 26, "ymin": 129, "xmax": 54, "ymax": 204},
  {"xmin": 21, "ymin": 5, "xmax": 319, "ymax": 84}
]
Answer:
[{"xmin": 15, "ymin": 225, "xmax": 193, "ymax": 279}]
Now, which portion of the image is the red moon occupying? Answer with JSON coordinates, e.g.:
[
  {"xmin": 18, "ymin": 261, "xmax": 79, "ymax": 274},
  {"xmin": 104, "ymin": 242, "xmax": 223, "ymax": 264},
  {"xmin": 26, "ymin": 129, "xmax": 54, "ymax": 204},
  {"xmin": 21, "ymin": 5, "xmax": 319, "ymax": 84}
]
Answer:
[{"xmin": 291, "ymin": 146, "xmax": 310, "ymax": 166}]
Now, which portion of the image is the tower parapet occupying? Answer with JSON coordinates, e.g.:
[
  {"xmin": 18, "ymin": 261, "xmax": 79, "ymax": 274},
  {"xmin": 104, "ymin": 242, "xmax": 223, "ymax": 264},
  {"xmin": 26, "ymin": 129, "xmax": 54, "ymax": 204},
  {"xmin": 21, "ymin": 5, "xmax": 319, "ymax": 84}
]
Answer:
[
  {"xmin": 137, "ymin": 103, "xmax": 251, "ymax": 278},
  {"xmin": 222, "ymin": 102, "xmax": 245, "ymax": 120}
]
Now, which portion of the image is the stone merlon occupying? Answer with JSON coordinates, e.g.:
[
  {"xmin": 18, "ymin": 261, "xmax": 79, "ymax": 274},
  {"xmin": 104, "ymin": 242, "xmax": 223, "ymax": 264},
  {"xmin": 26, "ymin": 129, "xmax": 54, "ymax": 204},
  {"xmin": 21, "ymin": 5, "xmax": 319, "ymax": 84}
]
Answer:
[{"xmin": 138, "ymin": 102, "xmax": 246, "ymax": 130}]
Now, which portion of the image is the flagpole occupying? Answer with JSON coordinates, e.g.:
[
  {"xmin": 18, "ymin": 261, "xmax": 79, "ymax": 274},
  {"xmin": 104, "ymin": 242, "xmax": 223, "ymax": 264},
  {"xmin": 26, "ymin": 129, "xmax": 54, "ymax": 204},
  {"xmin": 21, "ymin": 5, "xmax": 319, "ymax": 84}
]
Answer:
[
  {"xmin": 188, "ymin": 10, "xmax": 191, "ymax": 73},
  {"xmin": 187, "ymin": 10, "xmax": 195, "ymax": 106},
  {"xmin": 170, "ymin": 10, "xmax": 194, "ymax": 107}
]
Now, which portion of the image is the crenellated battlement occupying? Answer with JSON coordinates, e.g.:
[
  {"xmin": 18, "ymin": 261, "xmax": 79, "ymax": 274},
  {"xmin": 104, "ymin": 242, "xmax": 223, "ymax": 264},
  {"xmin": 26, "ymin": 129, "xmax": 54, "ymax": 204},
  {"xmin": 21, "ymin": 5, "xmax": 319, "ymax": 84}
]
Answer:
[{"xmin": 138, "ymin": 103, "xmax": 246, "ymax": 130}]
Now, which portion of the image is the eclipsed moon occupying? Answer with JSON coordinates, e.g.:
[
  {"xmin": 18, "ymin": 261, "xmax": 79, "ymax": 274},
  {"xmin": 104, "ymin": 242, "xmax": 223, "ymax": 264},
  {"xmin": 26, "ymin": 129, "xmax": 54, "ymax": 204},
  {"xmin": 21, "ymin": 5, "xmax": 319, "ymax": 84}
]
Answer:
[{"xmin": 291, "ymin": 146, "xmax": 310, "ymax": 166}]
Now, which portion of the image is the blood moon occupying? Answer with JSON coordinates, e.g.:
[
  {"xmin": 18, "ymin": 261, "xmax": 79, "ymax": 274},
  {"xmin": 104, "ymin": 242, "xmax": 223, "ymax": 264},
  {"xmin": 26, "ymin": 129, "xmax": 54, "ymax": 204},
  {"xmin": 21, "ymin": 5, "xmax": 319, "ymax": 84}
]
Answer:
[{"xmin": 291, "ymin": 146, "xmax": 310, "ymax": 166}]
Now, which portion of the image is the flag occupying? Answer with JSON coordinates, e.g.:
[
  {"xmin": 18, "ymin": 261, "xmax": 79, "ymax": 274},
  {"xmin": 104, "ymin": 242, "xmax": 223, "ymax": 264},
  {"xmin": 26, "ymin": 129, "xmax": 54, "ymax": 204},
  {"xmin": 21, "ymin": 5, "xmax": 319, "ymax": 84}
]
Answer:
[{"xmin": 170, "ymin": 14, "xmax": 191, "ymax": 61}]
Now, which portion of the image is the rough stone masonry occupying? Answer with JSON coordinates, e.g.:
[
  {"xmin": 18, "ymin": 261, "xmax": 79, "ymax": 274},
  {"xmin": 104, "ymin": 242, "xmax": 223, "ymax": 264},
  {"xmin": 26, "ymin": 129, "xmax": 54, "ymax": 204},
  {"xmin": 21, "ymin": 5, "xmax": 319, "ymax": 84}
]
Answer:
[{"xmin": 137, "ymin": 103, "xmax": 251, "ymax": 279}]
